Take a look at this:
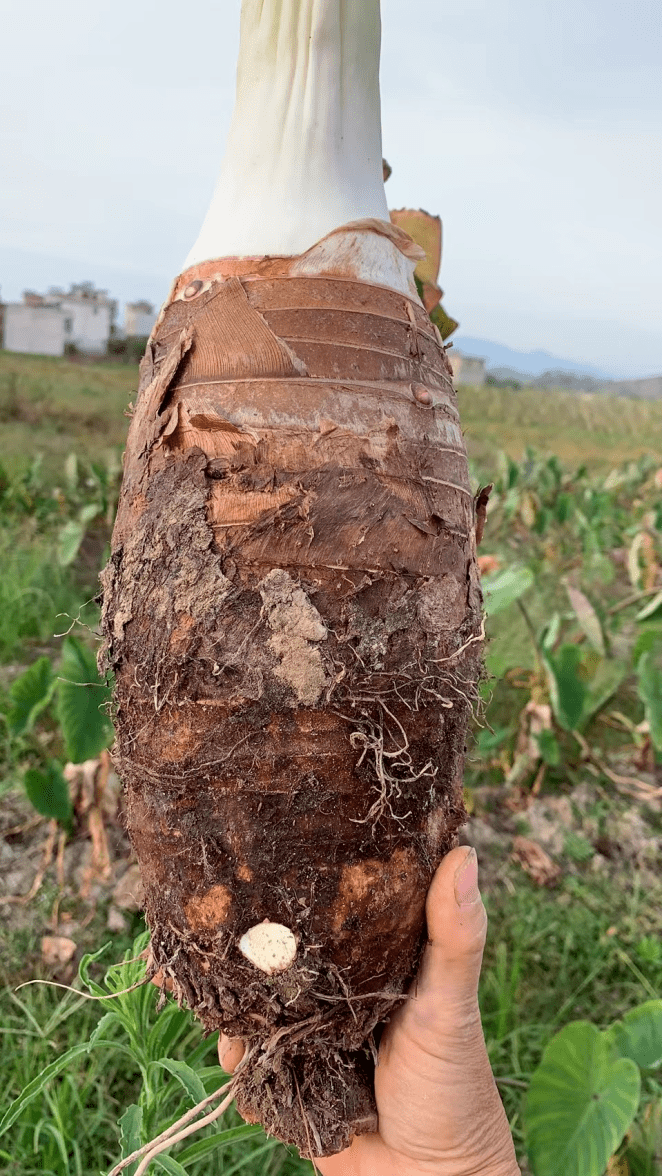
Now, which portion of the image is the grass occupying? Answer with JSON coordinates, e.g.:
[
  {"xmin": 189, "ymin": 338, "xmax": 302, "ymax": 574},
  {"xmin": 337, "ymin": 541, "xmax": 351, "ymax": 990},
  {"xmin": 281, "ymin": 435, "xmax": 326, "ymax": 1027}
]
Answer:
[
  {"xmin": 0, "ymin": 529, "xmax": 92, "ymax": 665},
  {"xmin": 458, "ymin": 382, "xmax": 662, "ymax": 470},
  {"xmin": 0, "ymin": 352, "xmax": 134, "ymax": 478},
  {"xmin": 1, "ymin": 353, "xmax": 661, "ymax": 1174},
  {"xmin": 481, "ymin": 869, "xmax": 662, "ymax": 1152},
  {"xmin": 2, "ymin": 351, "xmax": 661, "ymax": 479},
  {"xmin": 2, "ymin": 863, "xmax": 660, "ymax": 1173}
]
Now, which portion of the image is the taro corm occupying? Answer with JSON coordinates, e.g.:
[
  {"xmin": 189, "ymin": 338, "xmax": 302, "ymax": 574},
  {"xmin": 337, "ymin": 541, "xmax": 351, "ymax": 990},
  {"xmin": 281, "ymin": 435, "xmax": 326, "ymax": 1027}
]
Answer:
[{"xmin": 100, "ymin": 0, "xmax": 483, "ymax": 1156}]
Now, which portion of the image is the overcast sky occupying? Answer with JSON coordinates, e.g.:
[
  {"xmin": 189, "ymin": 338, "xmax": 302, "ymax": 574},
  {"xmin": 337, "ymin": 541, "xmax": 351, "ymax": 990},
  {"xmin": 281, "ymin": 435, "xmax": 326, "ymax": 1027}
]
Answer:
[{"xmin": 1, "ymin": 0, "xmax": 660, "ymax": 377}]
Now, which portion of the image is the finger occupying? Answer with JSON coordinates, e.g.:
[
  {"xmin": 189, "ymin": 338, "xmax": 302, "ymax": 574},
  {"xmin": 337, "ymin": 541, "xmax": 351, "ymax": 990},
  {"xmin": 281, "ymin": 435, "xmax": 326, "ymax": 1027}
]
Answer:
[
  {"xmin": 217, "ymin": 1033, "xmax": 246, "ymax": 1074},
  {"xmin": 397, "ymin": 851, "xmax": 489, "ymax": 1044},
  {"xmin": 415, "ymin": 845, "xmax": 487, "ymax": 1008},
  {"xmin": 149, "ymin": 969, "xmax": 174, "ymax": 992}
]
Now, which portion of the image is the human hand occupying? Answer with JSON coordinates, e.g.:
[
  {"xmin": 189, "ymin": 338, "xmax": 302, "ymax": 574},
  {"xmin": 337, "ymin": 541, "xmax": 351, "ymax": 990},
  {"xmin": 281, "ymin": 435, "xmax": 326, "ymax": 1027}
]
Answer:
[{"xmin": 219, "ymin": 847, "xmax": 520, "ymax": 1176}]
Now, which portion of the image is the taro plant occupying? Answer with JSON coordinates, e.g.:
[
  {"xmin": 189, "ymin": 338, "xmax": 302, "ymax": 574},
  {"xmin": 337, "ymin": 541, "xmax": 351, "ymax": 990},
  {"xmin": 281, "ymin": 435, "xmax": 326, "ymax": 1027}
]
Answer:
[
  {"xmin": 473, "ymin": 451, "xmax": 662, "ymax": 793},
  {"xmin": 524, "ymin": 1001, "xmax": 662, "ymax": 1176},
  {"xmin": 3, "ymin": 635, "xmax": 113, "ymax": 828}
]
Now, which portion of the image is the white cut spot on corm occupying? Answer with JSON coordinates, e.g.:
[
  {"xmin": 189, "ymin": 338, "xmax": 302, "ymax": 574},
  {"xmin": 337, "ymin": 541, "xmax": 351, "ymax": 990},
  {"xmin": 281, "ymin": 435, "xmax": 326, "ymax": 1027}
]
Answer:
[{"xmin": 238, "ymin": 921, "xmax": 297, "ymax": 975}]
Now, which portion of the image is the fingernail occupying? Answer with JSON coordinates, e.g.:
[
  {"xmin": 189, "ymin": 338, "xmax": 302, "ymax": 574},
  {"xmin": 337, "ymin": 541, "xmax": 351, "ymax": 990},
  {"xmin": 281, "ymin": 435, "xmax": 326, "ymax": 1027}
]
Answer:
[{"xmin": 454, "ymin": 847, "xmax": 480, "ymax": 907}]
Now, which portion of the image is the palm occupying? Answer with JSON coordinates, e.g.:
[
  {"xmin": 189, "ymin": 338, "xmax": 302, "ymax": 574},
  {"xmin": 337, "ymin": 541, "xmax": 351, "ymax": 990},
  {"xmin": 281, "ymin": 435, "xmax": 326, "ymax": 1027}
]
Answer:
[{"xmin": 315, "ymin": 848, "xmax": 519, "ymax": 1176}]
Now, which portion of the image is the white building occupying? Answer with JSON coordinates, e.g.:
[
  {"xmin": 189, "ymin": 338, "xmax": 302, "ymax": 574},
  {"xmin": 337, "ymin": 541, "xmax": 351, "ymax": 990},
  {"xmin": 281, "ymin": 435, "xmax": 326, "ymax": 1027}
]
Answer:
[
  {"xmin": 1, "ymin": 283, "xmax": 117, "ymax": 356},
  {"xmin": 125, "ymin": 300, "xmax": 157, "ymax": 338},
  {"xmin": 2, "ymin": 302, "xmax": 67, "ymax": 356},
  {"xmin": 44, "ymin": 283, "xmax": 117, "ymax": 353}
]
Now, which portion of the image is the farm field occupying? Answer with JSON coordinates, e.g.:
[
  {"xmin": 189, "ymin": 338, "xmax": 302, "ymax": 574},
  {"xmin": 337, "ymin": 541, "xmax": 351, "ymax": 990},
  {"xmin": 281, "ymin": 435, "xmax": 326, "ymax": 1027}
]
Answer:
[{"xmin": 1, "ymin": 353, "xmax": 661, "ymax": 1175}]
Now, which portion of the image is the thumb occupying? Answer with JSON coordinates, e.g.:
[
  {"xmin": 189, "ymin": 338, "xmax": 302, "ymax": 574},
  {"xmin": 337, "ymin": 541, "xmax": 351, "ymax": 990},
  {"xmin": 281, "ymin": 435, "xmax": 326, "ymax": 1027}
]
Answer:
[{"xmin": 414, "ymin": 846, "xmax": 487, "ymax": 1014}]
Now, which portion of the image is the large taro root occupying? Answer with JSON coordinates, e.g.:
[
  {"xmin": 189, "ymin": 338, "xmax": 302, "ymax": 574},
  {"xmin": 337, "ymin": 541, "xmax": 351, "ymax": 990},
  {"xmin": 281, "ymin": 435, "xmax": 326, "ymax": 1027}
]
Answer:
[{"xmin": 100, "ymin": 0, "xmax": 483, "ymax": 1158}]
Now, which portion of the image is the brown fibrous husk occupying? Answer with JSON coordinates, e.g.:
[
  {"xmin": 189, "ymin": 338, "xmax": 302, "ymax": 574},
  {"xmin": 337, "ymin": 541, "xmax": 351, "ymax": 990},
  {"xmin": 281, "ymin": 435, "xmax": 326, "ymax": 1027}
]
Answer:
[{"xmin": 100, "ymin": 229, "xmax": 483, "ymax": 1156}]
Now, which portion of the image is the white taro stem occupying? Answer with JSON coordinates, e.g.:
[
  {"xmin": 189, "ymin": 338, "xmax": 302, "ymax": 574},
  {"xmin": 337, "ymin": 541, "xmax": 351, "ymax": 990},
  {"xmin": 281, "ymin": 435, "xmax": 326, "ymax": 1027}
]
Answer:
[{"xmin": 185, "ymin": 0, "xmax": 388, "ymax": 265}]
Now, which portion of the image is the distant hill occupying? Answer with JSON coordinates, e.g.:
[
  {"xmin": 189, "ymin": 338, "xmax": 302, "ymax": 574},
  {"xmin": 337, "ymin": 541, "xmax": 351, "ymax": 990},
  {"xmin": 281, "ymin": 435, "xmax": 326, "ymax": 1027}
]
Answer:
[
  {"xmin": 453, "ymin": 335, "xmax": 662, "ymax": 399},
  {"xmin": 453, "ymin": 336, "xmax": 614, "ymax": 381}
]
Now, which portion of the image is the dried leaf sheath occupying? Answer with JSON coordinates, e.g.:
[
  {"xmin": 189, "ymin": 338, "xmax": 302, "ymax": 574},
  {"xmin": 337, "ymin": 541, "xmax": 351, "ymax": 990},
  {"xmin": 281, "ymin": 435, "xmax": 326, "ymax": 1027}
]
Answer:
[{"xmin": 100, "ymin": 225, "xmax": 483, "ymax": 1155}]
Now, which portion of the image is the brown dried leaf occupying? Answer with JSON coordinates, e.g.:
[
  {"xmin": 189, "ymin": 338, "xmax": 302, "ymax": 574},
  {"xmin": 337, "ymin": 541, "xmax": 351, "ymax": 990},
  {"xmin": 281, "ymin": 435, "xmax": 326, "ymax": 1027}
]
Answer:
[
  {"xmin": 474, "ymin": 484, "xmax": 493, "ymax": 545},
  {"xmin": 41, "ymin": 935, "xmax": 77, "ymax": 966},
  {"xmin": 564, "ymin": 581, "xmax": 606, "ymax": 655},
  {"xmin": 512, "ymin": 836, "xmax": 562, "ymax": 886},
  {"xmin": 389, "ymin": 209, "xmax": 442, "ymax": 284}
]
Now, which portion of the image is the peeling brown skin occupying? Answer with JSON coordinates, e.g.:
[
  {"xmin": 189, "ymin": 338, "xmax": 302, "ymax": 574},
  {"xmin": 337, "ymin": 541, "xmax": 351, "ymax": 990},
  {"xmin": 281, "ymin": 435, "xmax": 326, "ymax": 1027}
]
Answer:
[{"xmin": 100, "ymin": 252, "xmax": 483, "ymax": 1156}]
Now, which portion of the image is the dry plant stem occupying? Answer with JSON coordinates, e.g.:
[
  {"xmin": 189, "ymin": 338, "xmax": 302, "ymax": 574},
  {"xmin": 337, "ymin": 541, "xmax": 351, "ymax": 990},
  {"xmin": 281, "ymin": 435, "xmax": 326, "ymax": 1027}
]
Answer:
[
  {"xmin": 133, "ymin": 1087, "xmax": 236, "ymax": 1176},
  {"xmin": 607, "ymin": 586, "xmax": 662, "ymax": 615},
  {"xmin": 15, "ymin": 977, "xmax": 152, "ymax": 1001},
  {"xmin": 108, "ymin": 1081, "xmax": 233, "ymax": 1176},
  {"xmin": 573, "ymin": 730, "xmax": 662, "ymax": 800}
]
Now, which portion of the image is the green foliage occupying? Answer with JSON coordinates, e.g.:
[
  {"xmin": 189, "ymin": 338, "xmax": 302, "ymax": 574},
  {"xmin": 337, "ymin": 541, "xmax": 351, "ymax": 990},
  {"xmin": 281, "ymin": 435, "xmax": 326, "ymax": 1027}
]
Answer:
[
  {"xmin": 605, "ymin": 1002, "xmax": 662, "ymax": 1071},
  {"xmin": 541, "ymin": 643, "xmax": 587, "ymax": 731},
  {"xmin": 563, "ymin": 831, "xmax": 595, "ymax": 863},
  {"xmin": 524, "ymin": 997, "xmax": 662, "ymax": 1175},
  {"xmin": 535, "ymin": 728, "xmax": 560, "ymax": 765},
  {"xmin": 637, "ymin": 646, "xmax": 662, "ymax": 753},
  {"xmin": 525, "ymin": 1021, "xmax": 640, "ymax": 1176},
  {"xmin": 56, "ymin": 635, "xmax": 113, "ymax": 763},
  {"xmin": 1, "ymin": 634, "xmax": 113, "ymax": 827},
  {"xmin": 482, "ymin": 565, "xmax": 534, "ymax": 615},
  {"xmin": 1, "ymin": 936, "xmax": 305, "ymax": 1175},
  {"xmin": 429, "ymin": 302, "xmax": 459, "ymax": 340},
  {"xmin": 7, "ymin": 656, "xmax": 55, "ymax": 736},
  {"xmin": 469, "ymin": 449, "xmax": 662, "ymax": 794},
  {"xmin": 23, "ymin": 762, "xmax": 73, "ymax": 828}
]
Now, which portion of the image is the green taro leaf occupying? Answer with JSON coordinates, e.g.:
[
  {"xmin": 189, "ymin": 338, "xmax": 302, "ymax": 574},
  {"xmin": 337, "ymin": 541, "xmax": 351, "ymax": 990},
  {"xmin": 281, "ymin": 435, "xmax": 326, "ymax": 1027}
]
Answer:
[
  {"xmin": 633, "ymin": 627, "xmax": 662, "ymax": 665},
  {"xmin": 536, "ymin": 728, "xmax": 561, "ymax": 766},
  {"xmin": 581, "ymin": 658, "xmax": 629, "ymax": 729},
  {"xmin": 606, "ymin": 1001, "xmax": 662, "ymax": 1070},
  {"xmin": 637, "ymin": 651, "xmax": 662, "ymax": 752},
  {"xmin": 56, "ymin": 635, "xmax": 113, "ymax": 762},
  {"xmin": 7, "ymin": 656, "xmax": 55, "ymax": 736},
  {"xmin": 119, "ymin": 1103, "xmax": 143, "ymax": 1176},
  {"xmin": 542, "ymin": 644, "xmax": 587, "ymax": 731},
  {"xmin": 482, "ymin": 565, "xmax": 534, "ymax": 616},
  {"xmin": 57, "ymin": 520, "xmax": 86, "ymax": 568},
  {"xmin": 23, "ymin": 762, "xmax": 73, "ymax": 826},
  {"xmin": 525, "ymin": 1021, "xmax": 640, "ymax": 1176},
  {"xmin": 57, "ymin": 504, "xmax": 98, "ymax": 567}
]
